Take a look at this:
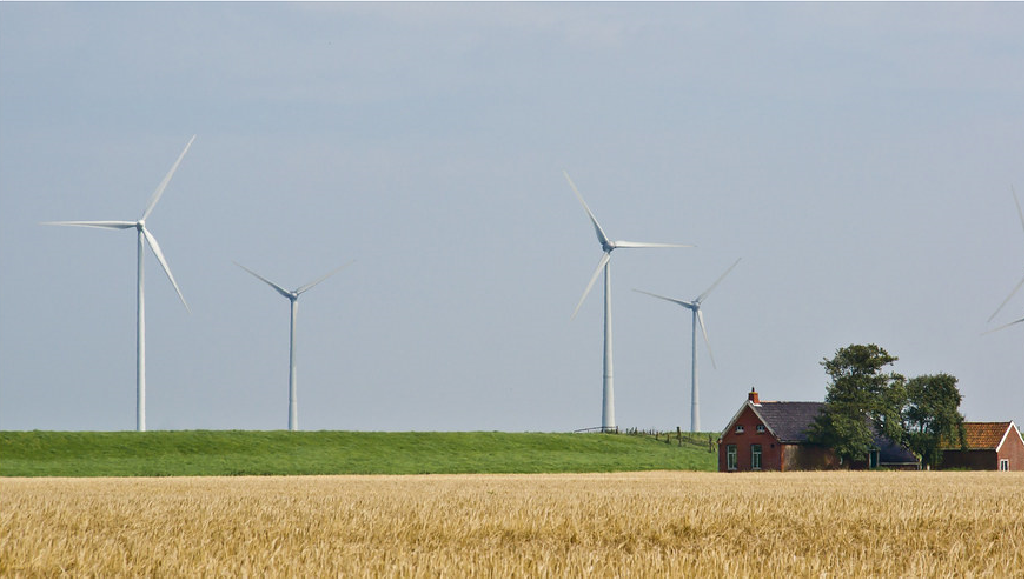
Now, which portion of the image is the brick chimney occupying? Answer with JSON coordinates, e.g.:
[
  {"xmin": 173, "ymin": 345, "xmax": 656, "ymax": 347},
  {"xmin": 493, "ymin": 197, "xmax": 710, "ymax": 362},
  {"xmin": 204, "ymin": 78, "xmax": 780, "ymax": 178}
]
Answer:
[{"xmin": 748, "ymin": 387, "xmax": 760, "ymax": 404}]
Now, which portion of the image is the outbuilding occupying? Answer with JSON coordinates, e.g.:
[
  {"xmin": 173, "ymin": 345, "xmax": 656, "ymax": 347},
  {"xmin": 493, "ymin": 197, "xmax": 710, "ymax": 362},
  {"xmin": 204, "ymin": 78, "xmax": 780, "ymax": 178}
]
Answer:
[{"xmin": 940, "ymin": 421, "xmax": 1024, "ymax": 471}]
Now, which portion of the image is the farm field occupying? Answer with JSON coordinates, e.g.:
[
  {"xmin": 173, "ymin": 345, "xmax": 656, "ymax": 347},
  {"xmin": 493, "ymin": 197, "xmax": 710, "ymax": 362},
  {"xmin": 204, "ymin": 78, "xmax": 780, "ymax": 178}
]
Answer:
[{"xmin": 3, "ymin": 471, "xmax": 1022, "ymax": 576}]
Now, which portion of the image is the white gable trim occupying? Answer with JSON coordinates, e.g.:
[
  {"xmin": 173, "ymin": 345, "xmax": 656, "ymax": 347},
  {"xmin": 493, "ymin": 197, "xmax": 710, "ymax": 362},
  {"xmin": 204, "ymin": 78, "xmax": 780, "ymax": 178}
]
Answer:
[
  {"xmin": 720, "ymin": 402, "xmax": 750, "ymax": 440},
  {"xmin": 995, "ymin": 421, "xmax": 1023, "ymax": 453}
]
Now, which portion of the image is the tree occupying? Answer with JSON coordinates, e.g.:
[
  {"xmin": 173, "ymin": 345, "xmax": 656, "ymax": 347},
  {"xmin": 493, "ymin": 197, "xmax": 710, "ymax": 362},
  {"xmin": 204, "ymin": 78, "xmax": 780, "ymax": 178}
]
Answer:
[
  {"xmin": 807, "ymin": 344, "xmax": 906, "ymax": 464},
  {"xmin": 902, "ymin": 373, "xmax": 966, "ymax": 467}
]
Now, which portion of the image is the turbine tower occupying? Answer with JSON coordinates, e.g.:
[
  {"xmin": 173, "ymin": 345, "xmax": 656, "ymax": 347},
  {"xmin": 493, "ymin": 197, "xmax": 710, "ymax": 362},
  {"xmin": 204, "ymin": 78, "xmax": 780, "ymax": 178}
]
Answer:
[
  {"xmin": 42, "ymin": 135, "xmax": 195, "ymax": 432},
  {"xmin": 564, "ymin": 171, "xmax": 691, "ymax": 432},
  {"xmin": 235, "ymin": 261, "xmax": 352, "ymax": 431},
  {"xmin": 634, "ymin": 258, "xmax": 741, "ymax": 433},
  {"xmin": 988, "ymin": 186, "xmax": 1024, "ymax": 328}
]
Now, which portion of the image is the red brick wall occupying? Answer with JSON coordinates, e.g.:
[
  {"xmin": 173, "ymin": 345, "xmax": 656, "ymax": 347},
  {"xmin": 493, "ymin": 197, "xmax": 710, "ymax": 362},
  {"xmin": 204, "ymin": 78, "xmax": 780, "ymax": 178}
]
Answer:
[
  {"xmin": 719, "ymin": 405, "xmax": 782, "ymax": 472},
  {"xmin": 997, "ymin": 427, "xmax": 1024, "ymax": 471},
  {"xmin": 782, "ymin": 444, "xmax": 839, "ymax": 471}
]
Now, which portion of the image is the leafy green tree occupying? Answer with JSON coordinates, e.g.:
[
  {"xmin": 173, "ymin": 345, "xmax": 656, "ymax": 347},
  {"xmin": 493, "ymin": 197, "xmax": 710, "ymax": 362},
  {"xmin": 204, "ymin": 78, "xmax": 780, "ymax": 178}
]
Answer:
[
  {"xmin": 807, "ymin": 344, "xmax": 906, "ymax": 464},
  {"xmin": 902, "ymin": 373, "xmax": 966, "ymax": 467}
]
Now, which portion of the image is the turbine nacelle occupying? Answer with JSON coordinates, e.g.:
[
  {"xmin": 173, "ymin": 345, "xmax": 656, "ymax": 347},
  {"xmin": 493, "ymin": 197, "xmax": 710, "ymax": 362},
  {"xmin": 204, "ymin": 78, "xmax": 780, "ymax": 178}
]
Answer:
[{"xmin": 235, "ymin": 261, "xmax": 354, "ymax": 303}]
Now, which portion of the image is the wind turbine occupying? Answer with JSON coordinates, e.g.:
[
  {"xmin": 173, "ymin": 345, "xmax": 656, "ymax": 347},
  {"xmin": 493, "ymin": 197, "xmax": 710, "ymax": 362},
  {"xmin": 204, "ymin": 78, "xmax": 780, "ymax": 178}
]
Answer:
[
  {"xmin": 235, "ymin": 261, "xmax": 353, "ymax": 431},
  {"xmin": 564, "ymin": 171, "xmax": 692, "ymax": 432},
  {"xmin": 42, "ymin": 135, "xmax": 195, "ymax": 432},
  {"xmin": 988, "ymin": 186, "xmax": 1024, "ymax": 328},
  {"xmin": 634, "ymin": 258, "xmax": 741, "ymax": 433}
]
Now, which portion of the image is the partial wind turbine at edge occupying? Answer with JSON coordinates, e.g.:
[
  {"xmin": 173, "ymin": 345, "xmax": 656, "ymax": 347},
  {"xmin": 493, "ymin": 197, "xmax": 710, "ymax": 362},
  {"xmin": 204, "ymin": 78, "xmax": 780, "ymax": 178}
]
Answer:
[{"xmin": 988, "ymin": 185, "xmax": 1024, "ymax": 324}]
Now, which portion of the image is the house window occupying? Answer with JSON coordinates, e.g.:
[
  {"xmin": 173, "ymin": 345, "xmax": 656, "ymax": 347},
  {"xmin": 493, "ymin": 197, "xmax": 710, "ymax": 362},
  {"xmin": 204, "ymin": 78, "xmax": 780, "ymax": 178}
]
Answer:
[
  {"xmin": 727, "ymin": 445, "xmax": 737, "ymax": 470},
  {"xmin": 750, "ymin": 444, "xmax": 762, "ymax": 470},
  {"xmin": 756, "ymin": 425, "xmax": 765, "ymax": 434},
  {"xmin": 735, "ymin": 425, "xmax": 745, "ymax": 434},
  {"xmin": 1000, "ymin": 459, "xmax": 1009, "ymax": 471}
]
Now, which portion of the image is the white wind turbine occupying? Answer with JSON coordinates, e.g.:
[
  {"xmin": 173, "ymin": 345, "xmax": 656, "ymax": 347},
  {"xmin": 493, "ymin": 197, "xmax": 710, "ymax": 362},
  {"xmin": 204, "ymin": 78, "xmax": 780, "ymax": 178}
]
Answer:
[
  {"xmin": 634, "ymin": 258, "xmax": 741, "ymax": 433},
  {"xmin": 987, "ymin": 186, "xmax": 1024, "ymax": 333},
  {"xmin": 564, "ymin": 171, "xmax": 692, "ymax": 432},
  {"xmin": 42, "ymin": 135, "xmax": 195, "ymax": 432},
  {"xmin": 235, "ymin": 261, "xmax": 353, "ymax": 431}
]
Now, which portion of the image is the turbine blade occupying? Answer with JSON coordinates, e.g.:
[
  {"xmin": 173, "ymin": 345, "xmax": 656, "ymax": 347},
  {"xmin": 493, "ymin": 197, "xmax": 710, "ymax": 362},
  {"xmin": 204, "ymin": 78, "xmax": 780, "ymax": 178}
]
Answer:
[
  {"xmin": 40, "ymin": 220, "xmax": 136, "ymax": 229},
  {"xmin": 296, "ymin": 260, "xmax": 355, "ymax": 295},
  {"xmin": 983, "ymin": 316, "xmax": 1024, "ymax": 335},
  {"xmin": 142, "ymin": 228, "xmax": 190, "ymax": 313},
  {"xmin": 1014, "ymin": 185, "xmax": 1024, "ymax": 238},
  {"xmin": 697, "ymin": 258, "xmax": 742, "ymax": 303},
  {"xmin": 233, "ymin": 261, "xmax": 293, "ymax": 300},
  {"xmin": 141, "ymin": 135, "xmax": 196, "ymax": 220},
  {"xmin": 988, "ymin": 272, "xmax": 1024, "ymax": 323},
  {"xmin": 613, "ymin": 241, "xmax": 693, "ymax": 249},
  {"xmin": 572, "ymin": 253, "xmax": 610, "ymax": 320},
  {"xmin": 633, "ymin": 288, "xmax": 692, "ymax": 308},
  {"xmin": 697, "ymin": 309, "xmax": 716, "ymax": 369},
  {"xmin": 563, "ymin": 171, "xmax": 611, "ymax": 249}
]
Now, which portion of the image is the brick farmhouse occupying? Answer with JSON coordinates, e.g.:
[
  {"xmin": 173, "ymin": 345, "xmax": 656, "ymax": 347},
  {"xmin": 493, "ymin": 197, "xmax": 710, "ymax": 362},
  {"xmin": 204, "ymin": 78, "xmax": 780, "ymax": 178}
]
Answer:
[{"xmin": 718, "ymin": 388, "xmax": 919, "ymax": 472}]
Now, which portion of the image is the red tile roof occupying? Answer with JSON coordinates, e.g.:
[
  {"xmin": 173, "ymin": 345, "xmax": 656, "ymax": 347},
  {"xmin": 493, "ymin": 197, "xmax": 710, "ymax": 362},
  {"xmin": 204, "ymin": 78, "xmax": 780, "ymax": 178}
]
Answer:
[{"xmin": 941, "ymin": 422, "xmax": 1015, "ymax": 450}]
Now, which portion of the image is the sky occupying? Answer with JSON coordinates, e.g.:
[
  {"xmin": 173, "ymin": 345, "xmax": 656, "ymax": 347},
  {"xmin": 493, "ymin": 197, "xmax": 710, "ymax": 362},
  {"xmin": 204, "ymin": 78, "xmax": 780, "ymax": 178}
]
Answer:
[{"xmin": 1, "ymin": 2, "xmax": 1022, "ymax": 433}]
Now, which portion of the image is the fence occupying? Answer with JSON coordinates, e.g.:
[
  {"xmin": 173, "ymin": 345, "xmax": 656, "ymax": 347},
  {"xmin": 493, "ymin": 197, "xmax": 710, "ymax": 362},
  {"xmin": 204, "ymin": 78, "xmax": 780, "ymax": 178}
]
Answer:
[{"xmin": 573, "ymin": 426, "xmax": 718, "ymax": 453}]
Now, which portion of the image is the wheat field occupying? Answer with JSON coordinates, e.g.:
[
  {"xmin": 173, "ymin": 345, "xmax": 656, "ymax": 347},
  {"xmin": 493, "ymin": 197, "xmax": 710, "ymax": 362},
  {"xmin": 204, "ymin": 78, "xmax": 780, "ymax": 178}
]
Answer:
[{"xmin": 3, "ymin": 471, "xmax": 1022, "ymax": 577}]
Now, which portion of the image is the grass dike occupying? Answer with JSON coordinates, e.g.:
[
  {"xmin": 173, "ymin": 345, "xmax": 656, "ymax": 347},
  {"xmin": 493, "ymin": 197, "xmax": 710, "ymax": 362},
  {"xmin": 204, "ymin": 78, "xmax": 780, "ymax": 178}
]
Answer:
[{"xmin": 0, "ymin": 430, "xmax": 718, "ymax": 477}]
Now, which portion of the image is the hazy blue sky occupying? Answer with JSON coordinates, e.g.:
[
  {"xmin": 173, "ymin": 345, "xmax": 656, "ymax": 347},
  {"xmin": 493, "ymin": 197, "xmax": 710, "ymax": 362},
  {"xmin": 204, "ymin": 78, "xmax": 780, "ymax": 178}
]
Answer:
[{"xmin": 2, "ymin": 3, "xmax": 1022, "ymax": 432}]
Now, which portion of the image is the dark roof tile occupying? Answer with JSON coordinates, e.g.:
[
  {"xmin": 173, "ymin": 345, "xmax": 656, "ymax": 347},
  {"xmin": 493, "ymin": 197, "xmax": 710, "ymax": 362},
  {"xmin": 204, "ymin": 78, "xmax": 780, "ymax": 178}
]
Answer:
[{"xmin": 754, "ymin": 401, "xmax": 824, "ymax": 443}]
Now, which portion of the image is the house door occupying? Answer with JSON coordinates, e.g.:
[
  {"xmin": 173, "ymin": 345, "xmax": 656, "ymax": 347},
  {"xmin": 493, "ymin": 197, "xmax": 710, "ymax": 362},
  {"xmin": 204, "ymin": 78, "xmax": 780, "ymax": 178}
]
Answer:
[{"xmin": 869, "ymin": 450, "xmax": 879, "ymax": 469}]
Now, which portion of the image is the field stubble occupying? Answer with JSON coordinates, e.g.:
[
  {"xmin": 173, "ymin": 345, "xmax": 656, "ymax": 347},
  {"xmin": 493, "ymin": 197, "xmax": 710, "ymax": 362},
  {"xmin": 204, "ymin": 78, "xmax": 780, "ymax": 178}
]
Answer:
[{"xmin": 2, "ymin": 471, "xmax": 1023, "ymax": 577}]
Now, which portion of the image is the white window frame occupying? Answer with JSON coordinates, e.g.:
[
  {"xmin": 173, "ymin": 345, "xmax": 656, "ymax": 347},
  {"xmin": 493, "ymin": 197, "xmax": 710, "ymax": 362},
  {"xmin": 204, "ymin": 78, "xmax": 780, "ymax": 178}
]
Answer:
[
  {"xmin": 751, "ymin": 444, "xmax": 762, "ymax": 470},
  {"xmin": 735, "ymin": 425, "xmax": 744, "ymax": 434},
  {"xmin": 756, "ymin": 425, "xmax": 765, "ymax": 434},
  {"xmin": 1000, "ymin": 458, "xmax": 1009, "ymax": 471},
  {"xmin": 727, "ymin": 445, "xmax": 738, "ymax": 470}
]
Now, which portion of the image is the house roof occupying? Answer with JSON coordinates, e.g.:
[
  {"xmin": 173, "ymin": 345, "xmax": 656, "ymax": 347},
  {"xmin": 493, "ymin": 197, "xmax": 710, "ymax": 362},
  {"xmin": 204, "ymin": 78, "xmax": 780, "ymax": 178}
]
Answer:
[
  {"xmin": 720, "ymin": 400, "xmax": 824, "ymax": 443},
  {"xmin": 942, "ymin": 421, "xmax": 1022, "ymax": 451},
  {"xmin": 753, "ymin": 401, "xmax": 825, "ymax": 443},
  {"xmin": 872, "ymin": 432, "xmax": 919, "ymax": 465}
]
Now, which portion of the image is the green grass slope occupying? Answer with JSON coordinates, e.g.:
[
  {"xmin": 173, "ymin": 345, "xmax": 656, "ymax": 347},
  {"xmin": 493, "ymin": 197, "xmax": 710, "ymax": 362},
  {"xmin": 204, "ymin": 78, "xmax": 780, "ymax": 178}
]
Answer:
[{"xmin": 0, "ymin": 431, "xmax": 718, "ymax": 477}]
